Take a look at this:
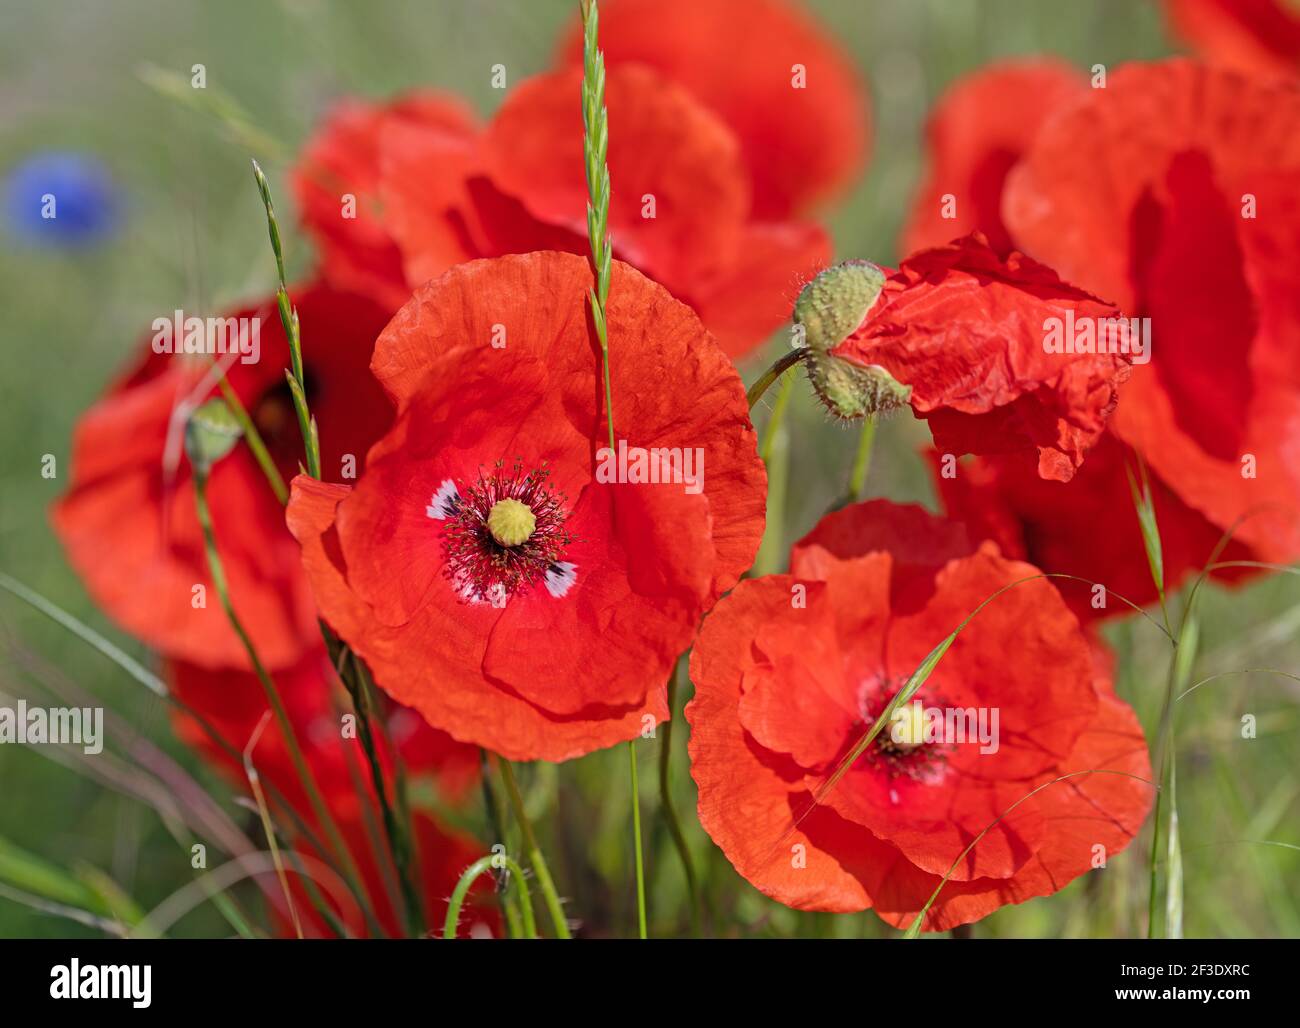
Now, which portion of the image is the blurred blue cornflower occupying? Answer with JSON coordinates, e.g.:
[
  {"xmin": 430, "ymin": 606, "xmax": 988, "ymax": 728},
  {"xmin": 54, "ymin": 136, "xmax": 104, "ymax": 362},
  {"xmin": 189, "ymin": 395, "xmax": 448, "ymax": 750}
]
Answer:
[{"xmin": 3, "ymin": 150, "xmax": 121, "ymax": 247}]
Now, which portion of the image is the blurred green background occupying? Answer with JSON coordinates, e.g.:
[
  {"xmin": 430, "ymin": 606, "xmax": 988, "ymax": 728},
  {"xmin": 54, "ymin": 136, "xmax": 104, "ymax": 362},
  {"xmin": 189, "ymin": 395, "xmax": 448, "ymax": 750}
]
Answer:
[{"xmin": 1, "ymin": 0, "xmax": 1295, "ymax": 938}]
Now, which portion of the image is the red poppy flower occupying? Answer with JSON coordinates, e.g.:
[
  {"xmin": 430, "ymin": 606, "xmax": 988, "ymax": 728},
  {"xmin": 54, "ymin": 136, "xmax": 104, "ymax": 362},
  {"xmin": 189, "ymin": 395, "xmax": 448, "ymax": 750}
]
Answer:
[
  {"xmin": 1164, "ymin": 0, "xmax": 1300, "ymax": 79},
  {"xmin": 293, "ymin": 92, "xmax": 478, "ymax": 310},
  {"xmin": 555, "ymin": 0, "xmax": 870, "ymax": 220},
  {"xmin": 1004, "ymin": 59, "xmax": 1300, "ymax": 561},
  {"xmin": 52, "ymin": 283, "xmax": 394, "ymax": 669},
  {"xmin": 687, "ymin": 500, "xmax": 1152, "ymax": 931},
  {"xmin": 818, "ymin": 234, "xmax": 1132, "ymax": 481},
  {"xmin": 167, "ymin": 651, "xmax": 489, "ymax": 938},
  {"xmin": 929, "ymin": 436, "xmax": 1255, "ymax": 624},
  {"xmin": 292, "ymin": 65, "xmax": 835, "ymax": 360},
  {"xmin": 900, "ymin": 58, "xmax": 1086, "ymax": 256},
  {"xmin": 286, "ymin": 251, "xmax": 767, "ymax": 762},
  {"xmin": 366, "ymin": 65, "xmax": 828, "ymax": 359}
]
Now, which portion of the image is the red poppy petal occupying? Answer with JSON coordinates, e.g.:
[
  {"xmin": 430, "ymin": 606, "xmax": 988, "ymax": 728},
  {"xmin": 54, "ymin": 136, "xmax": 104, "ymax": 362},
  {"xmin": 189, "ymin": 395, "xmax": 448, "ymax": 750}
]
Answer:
[
  {"xmin": 868, "ymin": 685, "xmax": 1152, "ymax": 932},
  {"xmin": 289, "ymin": 473, "xmax": 671, "ymax": 762},
  {"xmin": 559, "ymin": 0, "xmax": 869, "ymax": 218},
  {"xmin": 293, "ymin": 92, "xmax": 477, "ymax": 309},
  {"xmin": 688, "ymin": 577, "xmax": 874, "ymax": 912},
  {"xmin": 370, "ymin": 253, "xmax": 765, "ymax": 595},
  {"xmin": 1004, "ymin": 59, "xmax": 1300, "ymax": 553},
  {"xmin": 481, "ymin": 65, "xmax": 749, "ymax": 286},
  {"xmin": 52, "ymin": 283, "xmax": 391, "ymax": 670},
  {"xmin": 684, "ymin": 221, "xmax": 831, "ymax": 360},
  {"xmin": 1164, "ymin": 0, "xmax": 1300, "ymax": 79},
  {"xmin": 901, "ymin": 58, "xmax": 1086, "ymax": 255}
]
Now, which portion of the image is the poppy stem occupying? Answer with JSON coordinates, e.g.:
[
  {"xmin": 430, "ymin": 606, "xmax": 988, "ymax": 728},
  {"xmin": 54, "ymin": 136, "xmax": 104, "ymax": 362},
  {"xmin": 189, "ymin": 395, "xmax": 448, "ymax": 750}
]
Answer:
[
  {"xmin": 754, "ymin": 374, "xmax": 793, "ymax": 576},
  {"xmin": 847, "ymin": 415, "xmax": 877, "ymax": 500},
  {"xmin": 747, "ymin": 347, "xmax": 809, "ymax": 409},
  {"xmin": 629, "ymin": 741, "xmax": 648, "ymax": 938},
  {"xmin": 658, "ymin": 663, "xmax": 702, "ymax": 935},
  {"xmin": 444, "ymin": 854, "xmax": 537, "ymax": 940},
  {"xmin": 497, "ymin": 757, "xmax": 572, "ymax": 938}
]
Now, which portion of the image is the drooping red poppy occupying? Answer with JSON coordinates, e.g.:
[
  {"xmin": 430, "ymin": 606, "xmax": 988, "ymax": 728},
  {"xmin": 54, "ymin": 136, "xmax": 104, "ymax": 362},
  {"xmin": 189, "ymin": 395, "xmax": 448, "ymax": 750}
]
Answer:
[
  {"xmin": 1004, "ymin": 59, "xmax": 1300, "ymax": 562},
  {"xmin": 167, "ymin": 650, "xmax": 489, "ymax": 938},
  {"xmin": 1163, "ymin": 0, "xmax": 1300, "ymax": 79},
  {"xmin": 52, "ymin": 283, "xmax": 395, "ymax": 669},
  {"xmin": 687, "ymin": 500, "xmax": 1152, "ymax": 931},
  {"xmin": 292, "ymin": 92, "xmax": 479, "ymax": 311},
  {"xmin": 818, "ymin": 234, "xmax": 1133, "ymax": 481},
  {"xmin": 286, "ymin": 251, "xmax": 767, "ymax": 762},
  {"xmin": 556, "ymin": 0, "xmax": 870, "ymax": 220},
  {"xmin": 900, "ymin": 58, "xmax": 1086, "ymax": 256}
]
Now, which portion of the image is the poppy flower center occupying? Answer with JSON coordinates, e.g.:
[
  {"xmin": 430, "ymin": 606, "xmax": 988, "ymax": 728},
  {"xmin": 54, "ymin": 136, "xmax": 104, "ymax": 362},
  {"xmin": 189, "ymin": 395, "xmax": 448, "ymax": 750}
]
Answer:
[
  {"xmin": 486, "ymin": 498, "xmax": 536, "ymax": 547},
  {"xmin": 253, "ymin": 370, "xmax": 319, "ymax": 466},
  {"xmin": 857, "ymin": 680, "xmax": 948, "ymax": 781},
  {"xmin": 427, "ymin": 459, "xmax": 577, "ymax": 606}
]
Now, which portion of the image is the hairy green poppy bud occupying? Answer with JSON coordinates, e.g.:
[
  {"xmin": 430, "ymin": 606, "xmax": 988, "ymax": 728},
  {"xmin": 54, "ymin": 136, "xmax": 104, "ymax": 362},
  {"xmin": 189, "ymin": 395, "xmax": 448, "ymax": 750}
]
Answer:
[
  {"xmin": 794, "ymin": 260, "xmax": 910, "ymax": 420},
  {"xmin": 806, "ymin": 351, "xmax": 911, "ymax": 420},
  {"xmin": 793, "ymin": 259, "xmax": 885, "ymax": 353},
  {"xmin": 184, "ymin": 398, "xmax": 243, "ymax": 474}
]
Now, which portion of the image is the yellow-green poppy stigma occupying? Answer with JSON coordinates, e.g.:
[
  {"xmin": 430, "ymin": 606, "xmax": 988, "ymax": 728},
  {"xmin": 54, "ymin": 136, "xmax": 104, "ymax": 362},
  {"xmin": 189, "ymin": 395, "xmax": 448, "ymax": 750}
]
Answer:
[{"xmin": 487, "ymin": 497, "xmax": 536, "ymax": 547}]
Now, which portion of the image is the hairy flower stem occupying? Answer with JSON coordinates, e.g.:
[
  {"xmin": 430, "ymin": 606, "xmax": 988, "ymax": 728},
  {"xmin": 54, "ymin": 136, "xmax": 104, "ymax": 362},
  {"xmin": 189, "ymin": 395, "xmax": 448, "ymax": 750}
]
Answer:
[
  {"xmin": 190, "ymin": 466, "xmax": 376, "ymax": 930},
  {"xmin": 748, "ymin": 347, "xmax": 809, "ymax": 409},
  {"xmin": 497, "ymin": 757, "xmax": 572, "ymax": 939},
  {"xmin": 478, "ymin": 750, "xmax": 525, "ymax": 937},
  {"xmin": 658, "ymin": 665, "xmax": 701, "ymax": 935},
  {"xmin": 754, "ymin": 373, "xmax": 795, "ymax": 576},
  {"xmin": 444, "ymin": 854, "xmax": 536, "ymax": 939}
]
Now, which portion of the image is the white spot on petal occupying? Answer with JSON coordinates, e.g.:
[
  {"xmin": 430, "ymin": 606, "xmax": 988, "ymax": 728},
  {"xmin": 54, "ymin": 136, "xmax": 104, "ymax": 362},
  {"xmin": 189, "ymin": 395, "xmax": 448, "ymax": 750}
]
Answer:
[
  {"xmin": 544, "ymin": 561, "xmax": 578, "ymax": 599},
  {"xmin": 426, "ymin": 478, "xmax": 460, "ymax": 520}
]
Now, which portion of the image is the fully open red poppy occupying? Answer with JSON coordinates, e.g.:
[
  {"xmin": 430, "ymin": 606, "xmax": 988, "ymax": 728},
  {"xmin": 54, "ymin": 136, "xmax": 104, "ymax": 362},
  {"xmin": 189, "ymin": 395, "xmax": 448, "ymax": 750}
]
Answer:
[
  {"xmin": 900, "ymin": 58, "xmax": 1086, "ymax": 256},
  {"xmin": 555, "ymin": 0, "xmax": 870, "ymax": 220},
  {"xmin": 688, "ymin": 500, "xmax": 1152, "ymax": 931},
  {"xmin": 52, "ymin": 283, "xmax": 394, "ymax": 669},
  {"xmin": 826, "ymin": 234, "xmax": 1132, "ymax": 481},
  {"xmin": 286, "ymin": 251, "xmax": 767, "ymax": 762},
  {"xmin": 1164, "ymin": 0, "xmax": 1300, "ymax": 79},
  {"xmin": 1004, "ymin": 59, "xmax": 1300, "ymax": 562}
]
